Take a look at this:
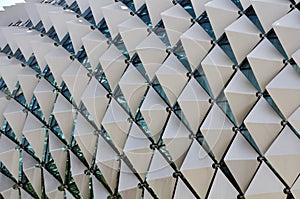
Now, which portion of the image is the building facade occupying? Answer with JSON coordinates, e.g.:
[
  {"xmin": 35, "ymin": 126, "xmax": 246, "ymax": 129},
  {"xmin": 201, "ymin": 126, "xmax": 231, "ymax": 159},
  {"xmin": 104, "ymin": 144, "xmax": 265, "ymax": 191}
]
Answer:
[{"xmin": 0, "ymin": 0, "xmax": 299, "ymax": 198}]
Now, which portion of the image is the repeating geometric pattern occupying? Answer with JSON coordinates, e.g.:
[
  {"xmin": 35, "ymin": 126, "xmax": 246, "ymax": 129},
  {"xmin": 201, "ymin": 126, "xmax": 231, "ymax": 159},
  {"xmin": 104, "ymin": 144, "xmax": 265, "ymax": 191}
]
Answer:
[{"xmin": 0, "ymin": 0, "xmax": 299, "ymax": 199}]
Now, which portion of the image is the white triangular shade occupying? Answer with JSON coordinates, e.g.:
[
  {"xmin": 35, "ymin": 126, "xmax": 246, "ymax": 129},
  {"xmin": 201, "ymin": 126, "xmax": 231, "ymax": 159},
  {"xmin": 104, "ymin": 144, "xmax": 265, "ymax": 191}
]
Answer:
[
  {"xmin": 181, "ymin": 140, "xmax": 214, "ymax": 198},
  {"xmin": 155, "ymin": 53, "xmax": 189, "ymax": 105},
  {"xmin": 265, "ymin": 126, "xmax": 300, "ymax": 186},
  {"xmin": 244, "ymin": 97, "xmax": 282, "ymax": 153},
  {"xmin": 161, "ymin": 4, "xmax": 192, "ymax": 47},
  {"xmin": 224, "ymin": 133, "xmax": 259, "ymax": 192},
  {"xmin": 101, "ymin": 99, "xmax": 131, "ymax": 152},
  {"xmin": 202, "ymin": 44, "xmax": 234, "ymax": 98},
  {"xmin": 61, "ymin": 61, "xmax": 90, "ymax": 105},
  {"xmin": 245, "ymin": 162, "xmax": 286, "ymax": 198},
  {"xmin": 207, "ymin": 170, "xmax": 239, "ymax": 199},
  {"xmin": 201, "ymin": 105, "xmax": 235, "ymax": 161},
  {"xmin": 266, "ymin": 64, "xmax": 300, "ymax": 119},
  {"xmin": 147, "ymin": 151, "xmax": 176, "ymax": 199},
  {"xmin": 180, "ymin": 23, "xmax": 212, "ymax": 71},
  {"xmin": 225, "ymin": 15, "xmax": 261, "ymax": 64},
  {"xmin": 205, "ymin": 0, "xmax": 239, "ymax": 39},
  {"xmin": 224, "ymin": 71, "xmax": 258, "ymax": 126},
  {"xmin": 140, "ymin": 88, "xmax": 169, "ymax": 139},
  {"xmin": 81, "ymin": 77, "xmax": 109, "ymax": 127},
  {"xmin": 178, "ymin": 77, "xmax": 211, "ymax": 133},
  {"xmin": 162, "ymin": 113, "xmax": 192, "ymax": 168},
  {"xmin": 273, "ymin": 10, "xmax": 300, "ymax": 58},
  {"xmin": 119, "ymin": 65, "xmax": 148, "ymax": 115},
  {"xmin": 247, "ymin": 38, "xmax": 284, "ymax": 91}
]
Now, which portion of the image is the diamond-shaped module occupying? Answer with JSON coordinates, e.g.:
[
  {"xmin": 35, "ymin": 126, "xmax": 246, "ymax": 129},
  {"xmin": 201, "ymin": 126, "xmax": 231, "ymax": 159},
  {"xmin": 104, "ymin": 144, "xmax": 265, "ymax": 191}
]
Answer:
[{"xmin": 0, "ymin": 1, "xmax": 298, "ymax": 198}]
